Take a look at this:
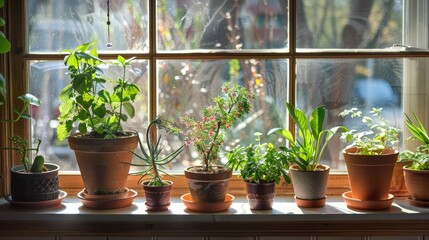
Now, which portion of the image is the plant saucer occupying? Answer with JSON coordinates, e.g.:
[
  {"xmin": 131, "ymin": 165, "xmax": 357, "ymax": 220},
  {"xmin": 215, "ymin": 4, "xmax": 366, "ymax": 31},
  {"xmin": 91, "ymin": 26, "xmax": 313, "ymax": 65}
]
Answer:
[
  {"xmin": 294, "ymin": 195, "xmax": 326, "ymax": 208},
  {"xmin": 5, "ymin": 190, "xmax": 67, "ymax": 209},
  {"xmin": 77, "ymin": 189, "xmax": 137, "ymax": 209},
  {"xmin": 342, "ymin": 191, "xmax": 394, "ymax": 210},
  {"xmin": 80, "ymin": 188, "xmax": 130, "ymax": 201},
  {"xmin": 181, "ymin": 193, "xmax": 234, "ymax": 212},
  {"xmin": 145, "ymin": 202, "xmax": 171, "ymax": 211},
  {"xmin": 406, "ymin": 197, "xmax": 429, "ymax": 208}
]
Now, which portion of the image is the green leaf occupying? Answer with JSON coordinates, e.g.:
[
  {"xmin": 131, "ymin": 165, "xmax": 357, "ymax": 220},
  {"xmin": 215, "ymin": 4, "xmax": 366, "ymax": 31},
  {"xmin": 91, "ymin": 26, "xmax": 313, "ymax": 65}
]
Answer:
[
  {"xmin": 123, "ymin": 102, "xmax": 135, "ymax": 118},
  {"xmin": 309, "ymin": 106, "xmax": 325, "ymax": 139},
  {"xmin": 286, "ymin": 102, "xmax": 308, "ymax": 133},
  {"xmin": 65, "ymin": 54, "xmax": 78, "ymax": 69},
  {"xmin": 18, "ymin": 93, "xmax": 41, "ymax": 106},
  {"xmin": 59, "ymin": 84, "xmax": 73, "ymax": 102},
  {"xmin": 125, "ymin": 84, "xmax": 140, "ymax": 100},
  {"xmin": 267, "ymin": 127, "xmax": 294, "ymax": 144},
  {"xmin": 0, "ymin": 18, "xmax": 5, "ymax": 27},
  {"xmin": 78, "ymin": 122, "xmax": 87, "ymax": 134},
  {"xmin": 71, "ymin": 73, "xmax": 89, "ymax": 94},
  {"xmin": 58, "ymin": 98, "xmax": 74, "ymax": 120},
  {"xmin": 77, "ymin": 110, "xmax": 89, "ymax": 121},
  {"xmin": 119, "ymin": 114, "xmax": 128, "ymax": 121},
  {"xmin": 57, "ymin": 121, "xmax": 73, "ymax": 141},
  {"xmin": 0, "ymin": 0, "xmax": 4, "ymax": 8},
  {"xmin": 93, "ymin": 104, "xmax": 106, "ymax": 118},
  {"xmin": 76, "ymin": 93, "xmax": 93, "ymax": 109},
  {"xmin": 0, "ymin": 32, "xmax": 10, "ymax": 53},
  {"xmin": 117, "ymin": 55, "xmax": 126, "ymax": 65},
  {"xmin": 98, "ymin": 89, "xmax": 111, "ymax": 103}
]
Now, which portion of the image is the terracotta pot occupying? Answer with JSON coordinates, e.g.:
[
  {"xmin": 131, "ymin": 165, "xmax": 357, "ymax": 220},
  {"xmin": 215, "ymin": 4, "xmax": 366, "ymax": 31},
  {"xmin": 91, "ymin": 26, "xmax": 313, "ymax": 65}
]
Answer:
[
  {"xmin": 343, "ymin": 147, "xmax": 398, "ymax": 201},
  {"xmin": 10, "ymin": 163, "xmax": 60, "ymax": 202},
  {"xmin": 245, "ymin": 181, "xmax": 275, "ymax": 210},
  {"xmin": 289, "ymin": 164, "xmax": 330, "ymax": 207},
  {"xmin": 403, "ymin": 167, "xmax": 429, "ymax": 201},
  {"xmin": 142, "ymin": 180, "xmax": 173, "ymax": 211},
  {"xmin": 68, "ymin": 132, "xmax": 137, "ymax": 195},
  {"xmin": 390, "ymin": 161, "xmax": 410, "ymax": 197},
  {"xmin": 184, "ymin": 165, "xmax": 232, "ymax": 203}
]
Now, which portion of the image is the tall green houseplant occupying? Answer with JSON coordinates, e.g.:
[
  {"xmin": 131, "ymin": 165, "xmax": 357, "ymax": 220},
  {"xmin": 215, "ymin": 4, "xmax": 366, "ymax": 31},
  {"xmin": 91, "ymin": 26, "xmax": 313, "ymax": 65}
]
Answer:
[
  {"xmin": 57, "ymin": 42, "xmax": 140, "ymax": 140},
  {"xmin": 58, "ymin": 42, "xmax": 140, "ymax": 208}
]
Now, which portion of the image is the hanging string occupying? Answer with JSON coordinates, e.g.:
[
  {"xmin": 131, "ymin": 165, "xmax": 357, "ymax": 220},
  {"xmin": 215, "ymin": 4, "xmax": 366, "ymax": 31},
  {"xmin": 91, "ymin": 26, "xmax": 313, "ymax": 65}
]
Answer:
[{"xmin": 106, "ymin": 0, "xmax": 112, "ymax": 48}]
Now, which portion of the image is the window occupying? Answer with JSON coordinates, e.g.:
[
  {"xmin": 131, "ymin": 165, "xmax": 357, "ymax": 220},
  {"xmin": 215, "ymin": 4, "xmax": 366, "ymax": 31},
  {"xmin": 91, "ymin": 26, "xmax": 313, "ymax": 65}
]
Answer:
[{"xmin": 2, "ymin": 0, "xmax": 429, "ymax": 195}]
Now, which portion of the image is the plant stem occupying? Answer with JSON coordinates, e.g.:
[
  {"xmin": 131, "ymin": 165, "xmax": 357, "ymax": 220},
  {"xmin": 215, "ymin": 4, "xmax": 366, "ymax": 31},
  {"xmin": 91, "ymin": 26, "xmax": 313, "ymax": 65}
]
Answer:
[
  {"xmin": 147, "ymin": 120, "xmax": 162, "ymax": 183},
  {"xmin": 204, "ymin": 98, "xmax": 236, "ymax": 171},
  {"xmin": 114, "ymin": 64, "xmax": 126, "ymax": 134}
]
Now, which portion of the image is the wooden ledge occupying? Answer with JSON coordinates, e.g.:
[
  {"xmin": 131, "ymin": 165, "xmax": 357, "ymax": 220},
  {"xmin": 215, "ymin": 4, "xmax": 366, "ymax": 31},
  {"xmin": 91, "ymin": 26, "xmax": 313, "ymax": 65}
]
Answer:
[{"xmin": 0, "ymin": 196, "xmax": 428, "ymax": 237}]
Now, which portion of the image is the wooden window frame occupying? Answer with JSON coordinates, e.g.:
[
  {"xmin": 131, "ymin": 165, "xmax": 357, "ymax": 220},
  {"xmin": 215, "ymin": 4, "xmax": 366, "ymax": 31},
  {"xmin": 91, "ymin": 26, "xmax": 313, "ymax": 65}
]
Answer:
[{"xmin": 1, "ymin": 0, "xmax": 428, "ymax": 197}]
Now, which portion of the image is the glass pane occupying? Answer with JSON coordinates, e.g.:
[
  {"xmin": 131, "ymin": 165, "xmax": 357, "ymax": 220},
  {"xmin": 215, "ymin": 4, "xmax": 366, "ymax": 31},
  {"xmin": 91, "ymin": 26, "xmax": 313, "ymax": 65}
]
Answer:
[
  {"xmin": 157, "ymin": 0, "xmax": 289, "ymax": 51},
  {"xmin": 27, "ymin": 0, "xmax": 149, "ymax": 52},
  {"xmin": 297, "ymin": 0, "xmax": 403, "ymax": 50},
  {"xmin": 296, "ymin": 58, "xmax": 404, "ymax": 170},
  {"xmin": 29, "ymin": 60, "xmax": 149, "ymax": 171},
  {"xmin": 158, "ymin": 59, "xmax": 289, "ymax": 172}
]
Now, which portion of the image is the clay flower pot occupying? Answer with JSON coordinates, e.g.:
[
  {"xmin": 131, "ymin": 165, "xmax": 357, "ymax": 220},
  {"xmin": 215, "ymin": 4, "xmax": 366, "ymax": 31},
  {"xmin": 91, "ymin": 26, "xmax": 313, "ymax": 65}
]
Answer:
[
  {"xmin": 403, "ymin": 167, "xmax": 429, "ymax": 202},
  {"xmin": 245, "ymin": 181, "xmax": 275, "ymax": 210},
  {"xmin": 184, "ymin": 165, "xmax": 232, "ymax": 203},
  {"xmin": 343, "ymin": 147, "xmax": 398, "ymax": 201},
  {"xmin": 68, "ymin": 132, "xmax": 138, "ymax": 195},
  {"xmin": 289, "ymin": 164, "xmax": 330, "ymax": 208},
  {"xmin": 142, "ymin": 180, "xmax": 173, "ymax": 211}
]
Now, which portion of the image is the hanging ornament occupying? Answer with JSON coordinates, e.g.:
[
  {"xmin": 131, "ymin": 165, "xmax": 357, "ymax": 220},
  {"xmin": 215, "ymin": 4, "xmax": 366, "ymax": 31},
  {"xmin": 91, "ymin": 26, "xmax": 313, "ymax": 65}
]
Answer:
[{"xmin": 106, "ymin": 0, "xmax": 112, "ymax": 48}]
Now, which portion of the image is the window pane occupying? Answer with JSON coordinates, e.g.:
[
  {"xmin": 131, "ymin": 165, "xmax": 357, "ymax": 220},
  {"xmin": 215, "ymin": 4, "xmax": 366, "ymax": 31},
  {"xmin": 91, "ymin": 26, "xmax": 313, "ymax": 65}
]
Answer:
[
  {"xmin": 157, "ymin": 0, "xmax": 289, "ymax": 52},
  {"xmin": 158, "ymin": 59, "xmax": 289, "ymax": 171},
  {"xmin": 296, "ymin": 58, "xmax": 405, "ymax": 170},
  {"xmin": 297, "ymin": 0, "xmax": 403, "ymax": 49},
  {"xmin": 27, "ymin": 0, "xmax": 149, "ymax": 52},
  {"xmin": 29, "ymin": 60, "xmax": 149, "ymax": 171}
]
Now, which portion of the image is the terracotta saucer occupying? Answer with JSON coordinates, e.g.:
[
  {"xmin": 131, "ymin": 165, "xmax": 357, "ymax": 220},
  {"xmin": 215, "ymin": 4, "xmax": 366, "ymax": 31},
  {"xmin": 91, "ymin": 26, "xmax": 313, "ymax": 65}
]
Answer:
[
  {"xmin": 181, "ymin": 193, "xmax": 234, "ymax": 212},
  {"xmin": 342, "ymin": 191, "xmax": 394, "ymax": 210},
  {"xmin": 406, "ymin": 197, "xmax": 429, "ymax": 208},
  {"xmin": 5, "ymin": 190, "xmax": 67, "ymax": 209},
  {"xmin": 294, "ymin": 195, "xmax": 326, "ymax": 208},
  {"xmin": 79, "ymin": 188, "xmax": 130, "ymax": 200},
  {"xmin": 145, "ymin": 202, "xmax": 171, "ymax": 211},
  {"xmin": 77, "ymin": 189, "xmax": 137, "ymax": 209}
]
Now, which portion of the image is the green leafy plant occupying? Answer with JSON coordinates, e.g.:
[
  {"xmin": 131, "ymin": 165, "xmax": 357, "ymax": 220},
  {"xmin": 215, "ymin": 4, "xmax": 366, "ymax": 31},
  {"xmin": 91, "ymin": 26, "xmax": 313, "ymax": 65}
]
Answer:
[
  {"xmin": 181, "ymin": 83, "xmax": 253, "ymax": 172},
  {"xmin": 129, "ymin": 117, "xmax": 185, "ymax": 186},
  {"xmin": 57, "ymin": 42, "xmax": 140, "ymax": 140},
  {"xmin": 339, "ymin": 107, "xmax": 401, "ymax": 155},
  {"xmin": 226, "ymin": 132, "xmax": 290, "ymax": 184},
  {"xmin": 268, "ymin": 103, "xmax": 345, "ymax": 171},
  {"xmin": 0, "ymin": 93, "xmax": 41, "ymax": 123},
  {"xmin": 0, "ymin": 135, "xmax": 44, "ymax": 172},
  {"xmin": 400, "ymin": 113, "xmax": 429, "ymax": 170},
  {"xmin": 0, "ymin": 0, "xmax": 11, "ymax": 105}
]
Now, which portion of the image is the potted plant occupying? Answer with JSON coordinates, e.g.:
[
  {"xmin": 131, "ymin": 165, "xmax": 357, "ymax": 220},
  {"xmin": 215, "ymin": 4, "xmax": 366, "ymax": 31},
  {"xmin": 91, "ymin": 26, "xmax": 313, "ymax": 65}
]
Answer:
[
  {"xmin": 0, "ymin": 10, "xmax": 62, "ymax": 206},
  {"xmin": 226, "ymin": 132, "xmax": 290, "ymax": 210},
  {"xmin": 1, "ymin": 135, "xmax": 62, "ymax": 204},
  {"xmin": 57, "ymin": 42, "xmax": 139, "ymax": 208},
  {"xmin": 340, "ymin": 107, "xmax": 401, "ymax": 209},
  {"xmin": 399, "ymin": 113, "xmax": 429, "ymax": 207},
  {"xmin": 180, "ymin": 83, "xmax": 253, "ymax": 210},
  {"xmin": 129, "ymin": 117, "xmax": 185, "ymax": 211},
  {"xmin": 0, "ymin": 95, "xmax": 62, "ymax": 206},
  {"xmin": 269, "ymin": 103, "xmax": 345, "ymax": 207}
]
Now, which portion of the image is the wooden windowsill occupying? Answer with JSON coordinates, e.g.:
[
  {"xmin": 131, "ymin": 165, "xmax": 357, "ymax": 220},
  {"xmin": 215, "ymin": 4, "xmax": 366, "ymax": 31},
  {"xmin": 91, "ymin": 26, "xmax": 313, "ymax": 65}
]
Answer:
[{"xmin": 0, "ymin": 196, "xmax": 429, "ymax": 238}]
